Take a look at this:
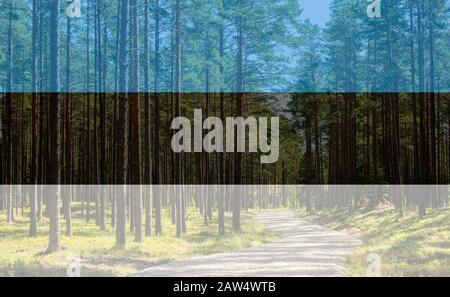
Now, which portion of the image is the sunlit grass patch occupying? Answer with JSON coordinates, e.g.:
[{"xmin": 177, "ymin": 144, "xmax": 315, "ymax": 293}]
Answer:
[
  {"xmin": 298, "ymin": 208, "xmax": 450, "ymax": 277},
  {"xmin": 0, "ymin": 208, "xmax": 278, "ymax": 277}
]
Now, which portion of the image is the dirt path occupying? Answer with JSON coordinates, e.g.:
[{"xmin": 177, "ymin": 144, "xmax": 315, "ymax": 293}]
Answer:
[{"xmin": 133, "ymin": 211, "xmax": 361, "ymax": 277}]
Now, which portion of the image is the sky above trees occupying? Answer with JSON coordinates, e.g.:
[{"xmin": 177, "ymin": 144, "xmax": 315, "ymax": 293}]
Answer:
[{"xmin": 299, "ymin": 0, "xmax": 331, "ymax": 27}]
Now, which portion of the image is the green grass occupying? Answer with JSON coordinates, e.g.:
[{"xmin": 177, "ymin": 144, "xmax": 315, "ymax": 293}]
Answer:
[
  {"xmin": 0, "ymin": 206, "xmax": 278, "ymax": 277},
  {"xmin": 298, "ymin": 207, "xmax": 450, "ymax": 277}
]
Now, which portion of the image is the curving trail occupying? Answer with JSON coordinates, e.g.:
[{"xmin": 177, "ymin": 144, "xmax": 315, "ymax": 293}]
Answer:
[{"xmin": 133, "ymin": 211, "xmax": 361, "ymax": 277}]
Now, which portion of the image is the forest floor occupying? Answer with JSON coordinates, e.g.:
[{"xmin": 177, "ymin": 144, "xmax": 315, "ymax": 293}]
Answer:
[
  {"xmin": 133, "ymin": 211, "xmax": 361, "ymax": 277},
  {"xmin": 0, "ymin": 205, "xmax": 277, "ymax": 277},
  {"xmin": 298, "ymin": 207, "xmax": 450, "ymax": 276}
]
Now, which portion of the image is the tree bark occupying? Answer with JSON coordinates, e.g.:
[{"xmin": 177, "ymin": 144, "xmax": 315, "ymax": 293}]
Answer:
[
  {"xmin": 47, "ymin": 0, "xmax": 62, "ymax": 253},
  {"xmin": 153, "ymin": 0, "xmax": 163, "ymax": 235},
  {"xmin": 130, "ymin": 0, "xmax": 142, "ymax": 242},
  {"xmin": 116, "ymin": 0, "xmax": 129, "ymax": 248},
  {"xmin": 143, "ymin": 0, "xmax": 153, "ymax": 237},
  {"xmin": 233, "ymin": 18, "xmax": 243, "ymax": 231},
  {"xmin": 30, "ymin": 0, "xmax": 39, "ymax": 237},
  {"xmin": 64, "ymin": 13, "xmax": 73, "ymax": 236}
]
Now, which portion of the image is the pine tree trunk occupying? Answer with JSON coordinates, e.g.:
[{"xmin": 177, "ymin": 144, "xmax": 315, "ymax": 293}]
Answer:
[
  {"xmin": 233, "ymin": 18, "xmax": 243, "ymax": 231},
  {"xmin": 29, "ymin": 0, "xmax": 39, "ymax": 236},
  {"xmin": 174, "ymin": 0, "xmax": 184, "ymax": 237},
  {"xmin": 47, "ymin": 0, "xmax": 61, "ymax": 253},
  {"xmin": 130, "ymin": 0, "xmax": 142, "ymax": 242},
  {"xmin": 428, "ymin": 5, "xmax": 437, "ymax": 188},
  {"xmin": 64, "ymin": 15, "xmax": 73, "ymax": 236},
  {"xmin": 116, "ymin": 0, "xmax": 129, "ymax": 248},
  {"xmin": 85, "ymin": 0, "xmax": 92, "ymax": 223},
  {"xmin": 153, "ymin": 0, "xmax": 162, "ymax": 235},
  {"xmin": 410, "ymin": 0, "xmax": 420, "ymax": 184},
  {"xmin": 5, "ymin": 9, "xmax": 13, "ymax": 224},
  {"xmin": 143, "ymin": 0, "xmax": 153, "ymax": 238},
  {"xmin": 96, "ymin": 0, "xmax": 107, "ymax": 231},
  {"xmin": 218, "ymin": 20, "xmax": 225, "ymax": 236}
]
